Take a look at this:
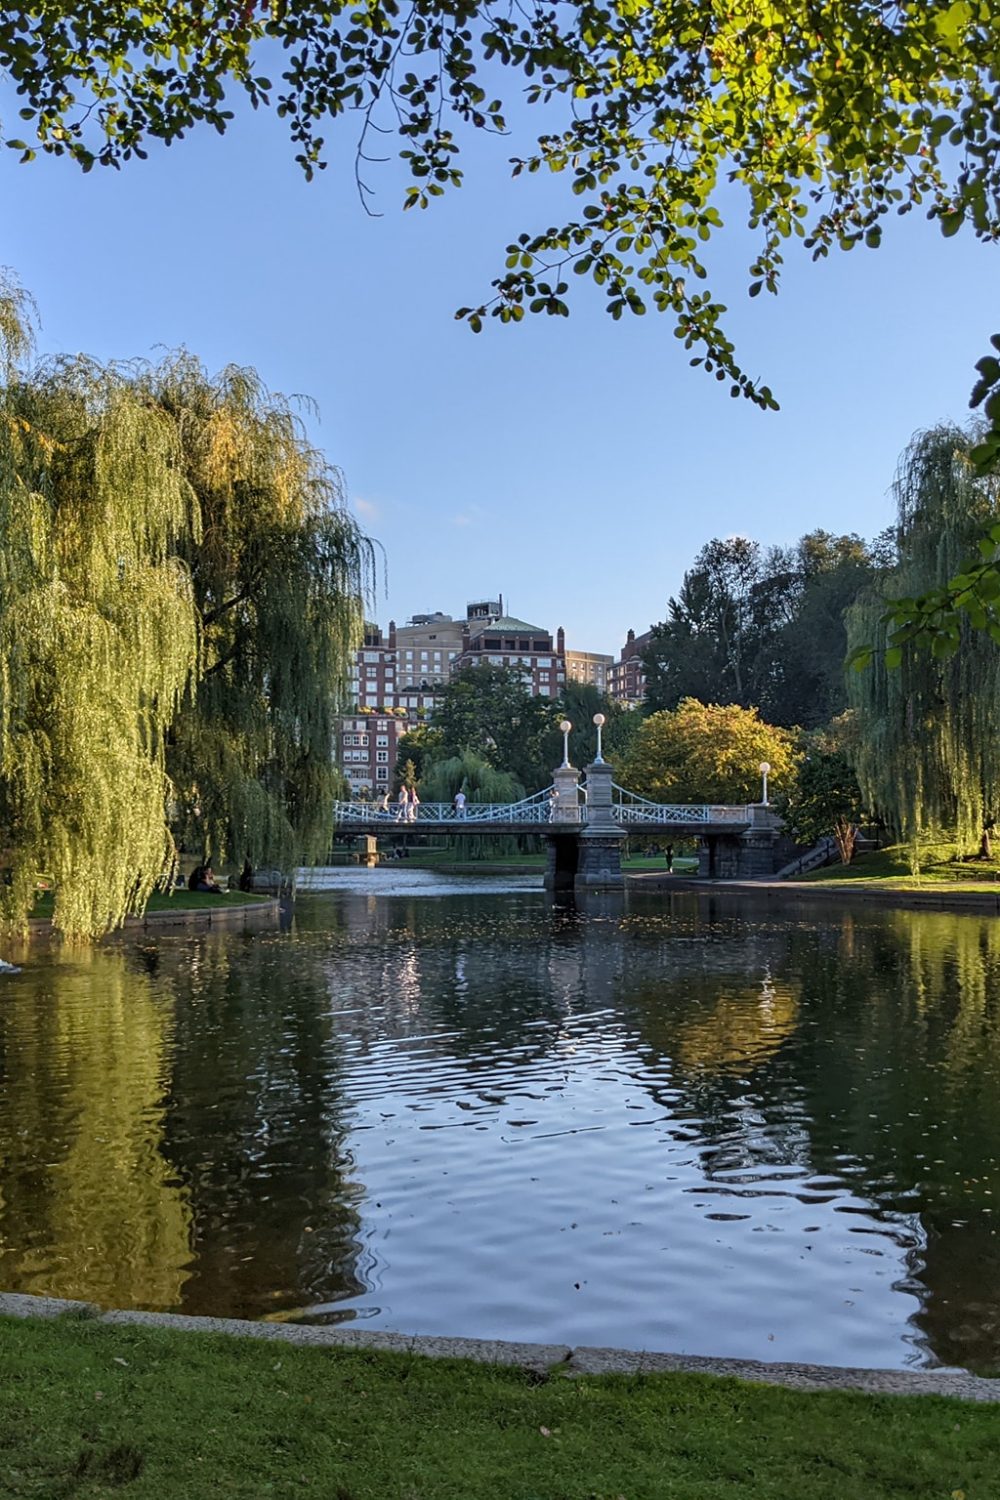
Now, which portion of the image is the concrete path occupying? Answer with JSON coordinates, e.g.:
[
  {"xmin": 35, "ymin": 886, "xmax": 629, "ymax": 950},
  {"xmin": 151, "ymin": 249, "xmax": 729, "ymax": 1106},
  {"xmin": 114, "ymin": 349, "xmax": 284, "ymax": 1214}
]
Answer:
[{"xmin": 2, "ymin": 1291, "xmax": 998, "ymax": 1402}]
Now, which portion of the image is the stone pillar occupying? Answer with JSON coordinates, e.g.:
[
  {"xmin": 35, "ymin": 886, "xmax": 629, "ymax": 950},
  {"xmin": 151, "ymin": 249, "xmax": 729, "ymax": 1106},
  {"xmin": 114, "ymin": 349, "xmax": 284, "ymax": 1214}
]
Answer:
[
  {"xmin": 543, "ymin": 761, "xmax": 582, "ymax": 890},
  {"xmin": 576, "ymin": 760, "xmax": 625, "ymax": 889},
  {"xmin": 551, "ymin": 764, "xmax": 582, "ymax": 824}
]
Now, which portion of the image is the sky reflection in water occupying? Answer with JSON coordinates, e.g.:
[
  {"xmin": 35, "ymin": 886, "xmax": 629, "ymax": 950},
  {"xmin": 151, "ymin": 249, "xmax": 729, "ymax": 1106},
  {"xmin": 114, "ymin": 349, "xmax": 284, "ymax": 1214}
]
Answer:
[{"xmin": 1, "ymin": 879, "xmax": 999, "ymax": 1372}]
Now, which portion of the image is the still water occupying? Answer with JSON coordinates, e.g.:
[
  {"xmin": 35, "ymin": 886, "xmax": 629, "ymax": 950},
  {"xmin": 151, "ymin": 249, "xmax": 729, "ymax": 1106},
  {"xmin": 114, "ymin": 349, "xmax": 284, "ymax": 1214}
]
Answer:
[{"xmin": 2, "ymin": 874, "xmax": 1000, "ymax": 1372}]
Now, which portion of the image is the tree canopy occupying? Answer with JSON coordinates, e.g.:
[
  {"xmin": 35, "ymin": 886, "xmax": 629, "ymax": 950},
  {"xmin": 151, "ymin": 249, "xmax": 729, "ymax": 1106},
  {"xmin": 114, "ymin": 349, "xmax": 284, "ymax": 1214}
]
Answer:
[
  {"xmin": 0, "ymin": 317, "xmax": 371, "ymax": 937},
  {"xmin": 431, "ymin": 663, "xmax": 554, "ymax": 790},
  {"xmin": 418, "ymin": 749, "xmax": 524, "ymax": 803},
  {"xmin": 780, "ymin": 718, "xmax": 868, "ymax": 863},
  {"xmin": 644, "ymin": 529, "xmax": 880, "ymax": 728},
  {"xmin": 5, "ymin": 3, "xmax": 1000, "ymax": 406},
  {"xmin": 847, "ymin": 426, "xmax": 1000, "ymax": 850},
  {"xmin": 622, "ymin": 697, "xmax": 800, "ymax": 806}
]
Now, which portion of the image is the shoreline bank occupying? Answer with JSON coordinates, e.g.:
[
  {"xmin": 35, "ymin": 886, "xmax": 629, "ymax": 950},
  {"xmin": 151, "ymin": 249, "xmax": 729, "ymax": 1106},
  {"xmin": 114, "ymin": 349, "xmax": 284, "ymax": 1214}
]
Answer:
[
  {"xmin": 25, "ymin": 894, "xmax": 281, "ymax": 936},
  {"xmin": 1, "ymin": 1290, "xmax": 997, "ymax": 1400},
  {"xmin": 627, "ymin": 873, "xmax": 1000, "ymax": 913}
]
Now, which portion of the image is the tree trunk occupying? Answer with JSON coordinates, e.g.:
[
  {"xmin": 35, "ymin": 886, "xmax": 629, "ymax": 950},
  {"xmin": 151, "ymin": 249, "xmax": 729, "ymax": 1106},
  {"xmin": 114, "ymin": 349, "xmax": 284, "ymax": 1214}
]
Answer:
[
  {"xmin": 833, "ymin": 818, "xmax": 857, "ymax": 866},
  {"xmin": 980, "ymin": 827, "xmax": 992, "ymax": 860}
]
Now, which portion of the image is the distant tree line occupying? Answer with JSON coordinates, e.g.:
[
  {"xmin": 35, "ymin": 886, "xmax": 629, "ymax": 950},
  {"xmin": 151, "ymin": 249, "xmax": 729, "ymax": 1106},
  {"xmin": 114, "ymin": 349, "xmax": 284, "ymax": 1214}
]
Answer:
[
  {"xmin": 642, "ymin": 528, "xmax": 893, "ymax": 730},
  {"xmin": 390, "ymin": 424, "xmax": 1000, "ymax": 869}
]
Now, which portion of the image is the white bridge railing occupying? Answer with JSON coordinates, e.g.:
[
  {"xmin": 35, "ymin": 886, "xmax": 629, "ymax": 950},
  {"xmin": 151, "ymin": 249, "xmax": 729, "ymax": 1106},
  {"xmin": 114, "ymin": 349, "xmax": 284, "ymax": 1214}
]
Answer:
[
  {"xmin": 608, "ymin": 783, "xmax": 751, "ymax": 827},
  {"xmin": 333, "ymin": 784, "xmax": 754, "ymax": 829},
  {"xmin": 332, "ymin": 786, "xmax": 557, "ymax": 826}
]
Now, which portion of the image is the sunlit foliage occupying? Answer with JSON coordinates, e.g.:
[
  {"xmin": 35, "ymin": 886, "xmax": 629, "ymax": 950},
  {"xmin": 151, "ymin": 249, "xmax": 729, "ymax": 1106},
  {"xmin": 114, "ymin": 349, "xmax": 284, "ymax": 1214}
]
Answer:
[
  {"xmin": 847, "ymin": 427, "xmax": 1000, "ymax": 852},
  {"xmin": 0, "ymin": 284, "xmax": 371, "ymax": 937},
  {"xmin": 5, "ymin": 5, "xmax": 1000, "ymax": 408},
  {"xmin": 622, "ymin": 697, "xmax": 800, "ymax": 805}
]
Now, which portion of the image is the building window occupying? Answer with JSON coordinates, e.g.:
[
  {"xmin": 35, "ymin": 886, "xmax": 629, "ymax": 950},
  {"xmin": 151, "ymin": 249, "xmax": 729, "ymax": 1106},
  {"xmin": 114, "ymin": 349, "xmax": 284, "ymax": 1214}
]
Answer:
[
  {"xmin": 376, "ymin": 750, "xmax": 388, "ymax": 763},
  {"xmin": 376, "ymin": 767, "xmax": 389, "ymax": 781},
  {"xmin": 376, "ymin": 735, "xmax": 389, "ymax": 747}
]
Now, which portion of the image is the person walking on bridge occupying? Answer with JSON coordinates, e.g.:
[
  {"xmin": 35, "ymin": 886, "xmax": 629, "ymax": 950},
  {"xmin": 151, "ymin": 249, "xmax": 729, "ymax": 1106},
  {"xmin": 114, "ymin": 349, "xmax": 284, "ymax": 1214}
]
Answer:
[
  {"xmin": 453, "ymin": 789, "xmax": 467, "ymax": 819},
  {"xmin": 395, "ymin": 786, "xmax": 408, "ymax": 822},
  {"xmin": 407, "ymin": 784, "xmax": 420, "ymax": 823}
]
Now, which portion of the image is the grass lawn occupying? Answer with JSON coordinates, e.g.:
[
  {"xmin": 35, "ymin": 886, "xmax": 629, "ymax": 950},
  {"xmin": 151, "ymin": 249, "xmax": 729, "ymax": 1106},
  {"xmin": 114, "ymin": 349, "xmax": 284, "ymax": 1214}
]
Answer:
[
  {"xmin": 382, "ymin": 851, "xmax": 700, "ymax": 874},
  {"xmin": 802, "ymin": 843, "xmax": 1000, "ymax": 892},
  {"xmin": 31, "ymin": 888, "xmax": 269, "ymax": 920},
  {"xmin": 0, "ymin": 1315, "xmax": 994, "ymax": 1500}
]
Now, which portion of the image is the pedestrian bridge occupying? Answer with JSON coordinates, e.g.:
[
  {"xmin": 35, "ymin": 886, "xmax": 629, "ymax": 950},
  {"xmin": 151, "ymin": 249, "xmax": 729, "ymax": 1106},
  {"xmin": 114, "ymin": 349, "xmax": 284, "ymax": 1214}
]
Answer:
[{"xmin": 331, "ymin": 783, "xmax": 755, "ymax": 834}]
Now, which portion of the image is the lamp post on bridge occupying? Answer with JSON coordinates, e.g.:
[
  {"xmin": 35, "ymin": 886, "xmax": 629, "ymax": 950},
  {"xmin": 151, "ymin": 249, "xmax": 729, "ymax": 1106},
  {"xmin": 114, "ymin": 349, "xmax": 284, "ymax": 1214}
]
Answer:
[
  {"xmin": 559, "ymin": 718, "xmax": 572, "ymax": 768},
  {"xmin": 592, "ymin": 712, "xmax": 606, "ymax": 765},
  {"xmin": 759, "ymin": 761, "xmax": 771, "ymax": 806}
]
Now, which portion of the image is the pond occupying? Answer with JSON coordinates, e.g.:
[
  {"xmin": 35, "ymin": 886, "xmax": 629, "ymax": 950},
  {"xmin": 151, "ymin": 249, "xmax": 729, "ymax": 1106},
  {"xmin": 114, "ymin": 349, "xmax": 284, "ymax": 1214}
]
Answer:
[{"xmin": 2, "ymin": 874, "xmax": 1000, "ymax": 1373}]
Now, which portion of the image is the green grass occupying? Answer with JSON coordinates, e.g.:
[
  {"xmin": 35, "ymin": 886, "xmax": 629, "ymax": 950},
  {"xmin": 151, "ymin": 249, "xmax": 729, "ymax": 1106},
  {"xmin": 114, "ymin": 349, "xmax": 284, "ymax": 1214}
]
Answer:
[
  {"xmin": 0, "ymin": 1316, "xmax": 993, "ymax": 1499},
  {"xmin": 802, "ymin": 842, "xmax": 1000, "ymax": 891},
  {"xmin": 368, "ymin": 851, "xmax": 700, "ymax": 874},
  {"xmin": 30, "ymin": 888, "xmax": 269, "ymax": 920},
  {"xmin": 622, "ymin": 855, "xmax": 699, "ymax": 873}
]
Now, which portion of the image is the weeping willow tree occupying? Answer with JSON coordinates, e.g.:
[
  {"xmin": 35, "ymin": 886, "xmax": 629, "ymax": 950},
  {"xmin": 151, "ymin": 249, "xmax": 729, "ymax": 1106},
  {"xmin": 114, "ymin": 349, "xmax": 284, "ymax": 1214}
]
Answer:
[
  {"xmin": 419, "ymin": 750, "xmax": 524, "ymax": 804},
  {"xmin": 419, "ymin": 751, "xmax": 527, "ymax": 862},
  {"xmin": 0, "ymin": 278, "xmax": 372, "ymax": 938},
  {"xmin": 145, "ymin": 355, "xmax": 372, "ymax": 871},
  {"xmin": 847, "ymin": 427, "xmax": 1000, "ymax": 857}
]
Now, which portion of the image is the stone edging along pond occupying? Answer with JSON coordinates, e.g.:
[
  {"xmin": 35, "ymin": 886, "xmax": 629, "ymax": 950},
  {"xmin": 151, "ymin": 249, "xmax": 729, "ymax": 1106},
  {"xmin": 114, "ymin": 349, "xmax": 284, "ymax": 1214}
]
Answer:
[
  {"xmin": 2, "ymin": 1292, "xmax": 998, "ymax": 1403},
  {"xmin": 25, "ymin": 895, "xmax": 281, "ymax": 935}
]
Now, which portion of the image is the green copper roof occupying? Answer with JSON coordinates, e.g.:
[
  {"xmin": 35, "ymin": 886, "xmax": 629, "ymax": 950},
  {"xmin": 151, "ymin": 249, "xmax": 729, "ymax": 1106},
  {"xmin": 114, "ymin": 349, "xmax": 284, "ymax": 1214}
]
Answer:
[{"xmin": 470, "ymin": 615, "xmax": 550, "ymax": 637}]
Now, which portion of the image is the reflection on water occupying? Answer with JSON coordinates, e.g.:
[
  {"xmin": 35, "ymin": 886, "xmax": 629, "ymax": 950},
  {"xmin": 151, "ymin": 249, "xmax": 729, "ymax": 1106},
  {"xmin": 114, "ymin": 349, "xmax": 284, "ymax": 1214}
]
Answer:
[{"xmin": 2, "ymin": 884, "xmax": 1000, "ymax": 1370}]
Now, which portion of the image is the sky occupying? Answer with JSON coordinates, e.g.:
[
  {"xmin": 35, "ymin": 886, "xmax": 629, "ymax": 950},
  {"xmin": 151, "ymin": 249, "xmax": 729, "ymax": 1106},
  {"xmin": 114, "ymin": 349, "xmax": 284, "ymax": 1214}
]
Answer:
[{"xmin": 0, "ymin": 75, "xmax": 996, "ymax": 656}]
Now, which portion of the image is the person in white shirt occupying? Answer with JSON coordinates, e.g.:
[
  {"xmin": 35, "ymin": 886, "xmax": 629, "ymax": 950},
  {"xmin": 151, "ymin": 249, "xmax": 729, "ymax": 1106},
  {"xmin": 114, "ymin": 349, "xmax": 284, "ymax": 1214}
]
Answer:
[
  {"xmin": 395, "ymin": 787, "xmax": 408, "ymax": 821},
  {"xmin": 407, "ymin": 785, "xmax": 420, "ymax": 823},
  {"xmin": 453, "ymin": 789, "xmax": 467, "ymax": 818}
]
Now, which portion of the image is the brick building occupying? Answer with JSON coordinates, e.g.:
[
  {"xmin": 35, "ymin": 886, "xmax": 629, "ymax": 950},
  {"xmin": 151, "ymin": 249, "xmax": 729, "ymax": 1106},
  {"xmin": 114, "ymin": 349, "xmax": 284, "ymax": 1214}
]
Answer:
[
  {"xmin": 452, "ymin": 607, "xmax": 567, "ymax": 698},
  {"xmin": 337, "ymin": 712, "xmax": 414, "ymax": 796},
  {"xmin": 608, "ymin": 628, "xmax": 652, "ymax": 705},
  {"xmin": 337, "ymin": 596, "xmax": 615, "ymax": 792}
]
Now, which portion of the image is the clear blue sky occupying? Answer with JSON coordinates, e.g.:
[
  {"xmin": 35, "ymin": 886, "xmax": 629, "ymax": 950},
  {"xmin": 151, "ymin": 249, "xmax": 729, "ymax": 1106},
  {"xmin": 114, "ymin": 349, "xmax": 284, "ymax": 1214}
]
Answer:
[{"xmin": 0, "ymin": 90, "xmax": 995, "ymax": 656}]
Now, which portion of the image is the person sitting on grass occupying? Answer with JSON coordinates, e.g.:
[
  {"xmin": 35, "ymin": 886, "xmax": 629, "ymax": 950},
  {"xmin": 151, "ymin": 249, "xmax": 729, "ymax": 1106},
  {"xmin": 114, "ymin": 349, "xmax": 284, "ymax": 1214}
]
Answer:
[{"xmin": 188, "ymin": 862, "xmax": 223, "ymax": 894}]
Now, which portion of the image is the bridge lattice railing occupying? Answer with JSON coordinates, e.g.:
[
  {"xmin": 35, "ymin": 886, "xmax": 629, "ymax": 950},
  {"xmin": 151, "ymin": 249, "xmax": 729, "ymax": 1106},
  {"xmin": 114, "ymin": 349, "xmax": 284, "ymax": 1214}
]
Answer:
[
  {"xmin": 332, "ymin": 786, "xmax": 556, "ymax": 826},
  {"xmin": 607, "ymin": 783, "xmax": 750, "ymax": 826}
]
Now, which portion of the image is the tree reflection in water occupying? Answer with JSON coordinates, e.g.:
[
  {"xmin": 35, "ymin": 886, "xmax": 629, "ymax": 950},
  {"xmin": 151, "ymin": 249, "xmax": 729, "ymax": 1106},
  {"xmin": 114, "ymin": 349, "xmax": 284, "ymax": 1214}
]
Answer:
[{"xmin": 2, "ymin": 890, "xmax": 1000, "ymax": 1368}]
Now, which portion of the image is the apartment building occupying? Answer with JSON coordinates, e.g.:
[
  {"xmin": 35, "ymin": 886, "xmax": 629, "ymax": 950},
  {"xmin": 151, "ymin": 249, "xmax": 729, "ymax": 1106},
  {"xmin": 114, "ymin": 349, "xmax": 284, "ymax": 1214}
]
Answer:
[
  {"xmin": 565, "ymin": 649, "xmax": 614, "ymax": 693},
  {"xmin": 451, "ymin": 608, "xmax": 567, "ymax": 697},
  {"xmin": 608, "ymin": 627, "xmax": 651, "ymax": 704},
  {"xmin": 394, "ymin": 611, "xmax": 464, "ymax": 693},
  {"xmin": 336, "ymin": 712, "xmax": 414, "ymax": 795}
]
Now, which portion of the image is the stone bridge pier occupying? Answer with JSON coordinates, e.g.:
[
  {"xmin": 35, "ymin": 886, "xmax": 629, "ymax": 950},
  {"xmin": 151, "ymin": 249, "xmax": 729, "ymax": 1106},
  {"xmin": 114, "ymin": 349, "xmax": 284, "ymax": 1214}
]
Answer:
[
  {"xmin": 696, "ymin": 808, "xmax": 792, "ymax": 879},
  {"xmin": 543, "ymin": 758, "xmax": 625, "ymax": 892}
]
